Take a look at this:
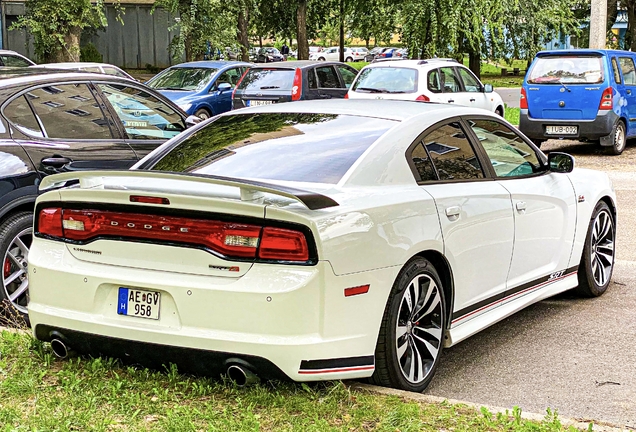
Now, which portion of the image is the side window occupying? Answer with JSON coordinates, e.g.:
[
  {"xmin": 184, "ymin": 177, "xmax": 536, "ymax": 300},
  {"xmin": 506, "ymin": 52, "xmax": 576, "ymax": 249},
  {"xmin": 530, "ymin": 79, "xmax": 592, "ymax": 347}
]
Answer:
[
  {"xmin": 410, "ymin": 142, "xmax": 437, "ymax": 181},
  {"xmin": 440, "ymin": 67, "xmax": 460, "ymax": 93},
  {"xmin": 457, "ymin": 67, "xmax": 481, "ymax": 92},
  {"xmin": 4, "ymin": 95, "xmax": 44, "ymax": 138},
  {"xmin": 468, "ymin": 119, "xmax": 542, "ymax": 178},
  {"xmin": 216, "ymin": 68, "xmax": 242, "ymax": 88},
  {"xmin": 422, "ymin": 122, "xmax": 484, "ymax": 180},
  {"xmin": 97, "ymin": 83, "xmax": 185, "ymax": 140},
  {"xmin": 1, "ymin": 55, "xmax": 32, "ymax": 67},
  {"xmin": 103, "ymin": 67, "xmax": 127, "ymax": 78},
  {"xmin": 307, "ymin": 69, "xmax": 318, "ymax": 89},
  {"xmin": 612, "ymin": 57, "xmax": 622, "ymax": 84},
  {"xmin": 428, "ymin": 69, "xmax": 441, "ymax": 93},
  {"xmin": 337, "ymin": 65, "xmax": 357, "ymax": 88},
  {"xmin": 619, "ymin": 57, "xmax": 636, "ymax": 85},
  {"xmin": 316, "ymin": 66, "xmax": 339, "ymax": 89},
  {"xmin": 28, "ymin": 84, "xmax": 113, "ymax": 139}
]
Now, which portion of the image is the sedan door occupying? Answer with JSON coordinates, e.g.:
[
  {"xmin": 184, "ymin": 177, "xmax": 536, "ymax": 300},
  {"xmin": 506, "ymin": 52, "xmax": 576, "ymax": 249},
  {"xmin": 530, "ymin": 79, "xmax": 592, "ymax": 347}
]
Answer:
[
  {"xmin": 3, "ymin": 82, "xmax": 137, "ymax": 174},
  {"xmin": 465, "ymin": 118, "xmax": 577, "ymax": 290},
  {"xmin": 210, "ymin": 67, "xmax": 245, "ymax": 114},
  {"xmin": 456, "ymin": 67, "xmax": 490, "ymax": 110},
  {"xmin": 412, "ymin": 120, "xmax": 515, "ymax": 325}
]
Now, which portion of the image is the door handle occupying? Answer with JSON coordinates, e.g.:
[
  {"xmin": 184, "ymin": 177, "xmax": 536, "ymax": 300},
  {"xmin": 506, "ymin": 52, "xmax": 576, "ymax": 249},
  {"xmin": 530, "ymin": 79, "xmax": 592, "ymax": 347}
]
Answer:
[
  {"xmin": 447, "ymin": 99, "xmax": 455, "ymax": 103},
  {"xmin": 516, "ymin": 201, "xmax": 527, "ymax": 212},
  {"xmin": 627, "ymin": 89, "xmax": 632, "ymax": 95},
  {"xmin": 445, "ymin": 206, "xmax": 461, "ymax": 219},
  {"xmin": 470, "ymin": 98, "xmax": 476, "ymax": 102},
  {"xmin": 41, "ymin": 157, "xmax": 72, "ymax": 167}
]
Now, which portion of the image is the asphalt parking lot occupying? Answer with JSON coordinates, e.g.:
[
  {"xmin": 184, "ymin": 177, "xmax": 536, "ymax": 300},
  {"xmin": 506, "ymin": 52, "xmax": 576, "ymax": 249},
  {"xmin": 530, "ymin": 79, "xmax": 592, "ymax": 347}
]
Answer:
[{"xmin": 424, "ymin": 139, "xmax": 636, "ymax": 428}]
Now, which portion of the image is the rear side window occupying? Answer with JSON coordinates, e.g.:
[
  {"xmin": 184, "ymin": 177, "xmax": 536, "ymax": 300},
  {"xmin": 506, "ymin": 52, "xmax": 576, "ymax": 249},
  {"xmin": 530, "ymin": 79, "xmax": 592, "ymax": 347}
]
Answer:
[
  {"xmin": 352, "ymin": 67, "xmax": 418, "ymax": 93},
  {"xmin": 307, "ymin": 69, "xmax": 318, "ymax": 89},
  {"xmin": 619, "ymin": 57, "xmax": 636, "ymax": 85},
  {"xmin": 238, "ymin": 69, "xmax": 295, "ymax": 92},
  {"xmin": 527, "ymin": 56, "xmax": 603, "ymax": 84},
  {"xmin": 4, "ymin": 95, "xmax": 43, "ymax": 137},
  {"xmin": 1, "ymin": 55, "xmax": 32, "ymax": 67},
  {"xmin": 428, "ymin": 69, "xmax": 441, "ymax": 93},
  {"xmin": 149, "ymin": 113, "xmax": 397, "ymax": 184},
  {"xmin": 611, "ymin": 58, "xmax": 622, "ymax": 84},
  {"xmin": 316, "ymin": 66, "xmax": 340, "ymax": 88},
  {"xmin": 419, "ymin": 122, "xmax": 484, "ymax": 181}
]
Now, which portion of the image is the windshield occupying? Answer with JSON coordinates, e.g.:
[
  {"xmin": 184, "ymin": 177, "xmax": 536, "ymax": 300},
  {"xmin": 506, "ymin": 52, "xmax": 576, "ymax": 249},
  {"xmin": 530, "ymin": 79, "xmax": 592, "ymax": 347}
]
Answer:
[
  {"xmin": 527, "ymin": 56, "xmax": 604, "ymax": 84},
  {"xmin": 147, "ymin": 67, "xmax": 218, "ymax": 91},
  {"xmin": 352, "ymin": 67, "xmax": 418, "ymax": 93},
  {"xmin": 149, "ymin": 113, "xmax": 397, "ymax": 184},
  {"xmin": 237, "ymin": 69, "xmax": 295, "ymax": 92}
]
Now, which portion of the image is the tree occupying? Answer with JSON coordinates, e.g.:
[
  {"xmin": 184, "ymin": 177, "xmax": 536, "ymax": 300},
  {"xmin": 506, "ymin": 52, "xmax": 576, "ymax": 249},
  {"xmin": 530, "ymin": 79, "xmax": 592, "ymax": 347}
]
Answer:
[{"xmin": 11, "ymin": 0, "xmax": 116, "ymax": 63}]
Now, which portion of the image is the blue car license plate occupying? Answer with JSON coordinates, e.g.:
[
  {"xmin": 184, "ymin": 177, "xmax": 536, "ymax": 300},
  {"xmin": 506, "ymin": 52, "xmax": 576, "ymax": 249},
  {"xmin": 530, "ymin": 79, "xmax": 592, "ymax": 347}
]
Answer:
[{"xmin": 117, "ymin": 288, "xmax": 161, "ymax": 320}]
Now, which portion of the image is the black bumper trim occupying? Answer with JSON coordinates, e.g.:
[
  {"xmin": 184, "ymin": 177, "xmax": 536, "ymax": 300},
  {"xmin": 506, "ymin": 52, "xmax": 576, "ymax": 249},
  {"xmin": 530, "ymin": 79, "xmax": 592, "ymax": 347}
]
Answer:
[
  {"xmin": 519, "ymin": 110, "xmax": 619, "ymax": 141},
  {"xmin": 299, "ymin": 355, "xmax": 374, "ymax": 371}
]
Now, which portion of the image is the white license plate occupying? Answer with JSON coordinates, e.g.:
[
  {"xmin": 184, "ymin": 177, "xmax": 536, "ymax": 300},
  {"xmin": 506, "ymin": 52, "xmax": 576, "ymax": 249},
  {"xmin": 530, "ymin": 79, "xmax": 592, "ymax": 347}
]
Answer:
[
  {"xmin": 545, "ymin": 125, "xmax": 578, "ymax": 135},
  {"xmin": 247, "ymin": 100, "xmax": 274, "ymax": 106},
  {"xmin": 117, "ymin": 288, "xmax": 160, "ymax": 320}
]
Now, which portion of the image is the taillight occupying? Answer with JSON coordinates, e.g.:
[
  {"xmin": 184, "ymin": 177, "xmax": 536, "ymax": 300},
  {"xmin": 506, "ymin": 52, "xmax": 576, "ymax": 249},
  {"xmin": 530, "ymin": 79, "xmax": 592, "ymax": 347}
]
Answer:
[
  {"xmin": 291, "ymin": 68, "xmax": 302, "ymax": 101},
  {"xmin": 344, "ymin": 92, "xmax": 349, "ymax": 99},
  {"xmin": 259, "ymin": 227, "xmax": 309, "ymax": 261},
  {"xmin": 36, "ymin": 207, "xmax": 312, "ymax": 263},
  {"xmin": 520, "ymin": 87, "xmax": 528, "ymax": 109},
  {"xmin": 232, "ymin": 68, "xmax": 250, "ymax": 100},
  {"xmin": 599, "ymin": 87, "xmax": 613, "ymax": 110},
  {"xmin": 415, "ymin": 95, "xmax": 430, "ymax": 102},
  {"xmin": 38, "ymin": 207, "xmax": 63, "ymax": 237}
]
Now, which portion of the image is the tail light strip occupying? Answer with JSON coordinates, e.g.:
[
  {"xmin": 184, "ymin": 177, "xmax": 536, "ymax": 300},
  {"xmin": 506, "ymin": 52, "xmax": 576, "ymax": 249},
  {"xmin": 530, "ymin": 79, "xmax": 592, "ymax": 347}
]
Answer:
[{"xmin": 36, "ymin": 207, "xmax": 312, "ymax": 263}]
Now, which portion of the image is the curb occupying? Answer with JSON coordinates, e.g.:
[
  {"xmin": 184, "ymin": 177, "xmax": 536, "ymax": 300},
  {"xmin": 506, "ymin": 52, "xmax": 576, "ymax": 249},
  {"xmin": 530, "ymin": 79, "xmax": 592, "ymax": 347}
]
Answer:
[{"xmin": 348, "ymin": 383, "xmax": 633, "ymax": 432}]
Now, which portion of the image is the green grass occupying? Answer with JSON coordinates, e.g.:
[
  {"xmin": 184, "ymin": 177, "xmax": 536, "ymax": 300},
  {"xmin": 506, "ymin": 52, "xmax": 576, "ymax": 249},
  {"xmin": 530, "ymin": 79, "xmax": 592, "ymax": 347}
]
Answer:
[
  {"xmin": 0, "ymin": 331, "xmax": 588, "ymax": 431},
  {"xmin": 505, "ymin": 105, "xmax": 521, "ymax": 125}
]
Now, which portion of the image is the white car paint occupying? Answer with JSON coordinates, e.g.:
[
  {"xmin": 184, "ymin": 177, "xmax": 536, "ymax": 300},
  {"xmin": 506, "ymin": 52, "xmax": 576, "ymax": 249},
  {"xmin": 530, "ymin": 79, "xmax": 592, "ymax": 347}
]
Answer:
[
  {"xmin": 310, "ymin": 47, "xmax": 355, "ymax": 62},
  {"xmin": 347, "ymin": 59, "xmax": 506, "ymax": 114},
  {"xmin": 27, "ymin": 100, "xmax": 615, "ymax": 387},
  {"xmin": 35, "ymin": 62, "xmax": 135, "ymax": 80}
]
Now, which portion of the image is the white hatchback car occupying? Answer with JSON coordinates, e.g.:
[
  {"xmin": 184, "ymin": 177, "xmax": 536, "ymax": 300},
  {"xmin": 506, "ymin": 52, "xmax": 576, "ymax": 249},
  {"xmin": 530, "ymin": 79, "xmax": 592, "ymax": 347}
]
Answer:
[
  {"xmin": 310, "ymin": 47, "xmax": 355, "ymax": 62},
  {"xmin": 347, "ymin": 59, "xmax": 505, "ymax": 115},
  {"xmin": 28, "ymin": 100, "xmax": 615, "ymax": 392}
]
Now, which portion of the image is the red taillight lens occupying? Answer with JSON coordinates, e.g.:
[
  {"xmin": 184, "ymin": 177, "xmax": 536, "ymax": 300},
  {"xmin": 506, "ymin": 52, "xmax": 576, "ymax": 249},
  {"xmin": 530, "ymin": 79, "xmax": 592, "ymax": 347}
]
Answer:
[
  {"xmin": 520, "ymin": 88, "xmax": 528, "ymax": 109},
  {"xmin": 344, "ymin": 92, "xmax": 349, "ymax": 99},
  {"xmin": 232, "ymin": 68, "xmax": 250, "ymax": 100},
  {"xmin": 258, "ymin": 227, "xmax": 309, "ymax": 261},
  {"xmin": 38, "ymin": 207, "xmax": 63, "ymax": 237},
  {"xmin": 415, "ymin": 94, "xmax": 430, "ymax": 102},
  {"xmin": 291, "ymin": 68, "xmax": 302, "ymax": 101},
  {"xmin": 599, "ymin": 87, "xmax": 613, "ymax": 110}
]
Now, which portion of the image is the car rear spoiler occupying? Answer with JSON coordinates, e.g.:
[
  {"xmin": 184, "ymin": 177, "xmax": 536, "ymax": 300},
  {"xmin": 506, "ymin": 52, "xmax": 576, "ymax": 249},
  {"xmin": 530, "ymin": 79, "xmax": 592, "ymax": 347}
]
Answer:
[{"xmin": 39, "ymin": 170, "xmax": 339, "ymax": 211}]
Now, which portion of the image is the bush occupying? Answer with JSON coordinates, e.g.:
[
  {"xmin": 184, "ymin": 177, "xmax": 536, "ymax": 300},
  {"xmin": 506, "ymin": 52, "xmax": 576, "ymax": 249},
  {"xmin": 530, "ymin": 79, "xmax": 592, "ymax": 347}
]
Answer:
[{"xmin": 80, "ymin": 43, "xmax": 103, "ymax": 63}]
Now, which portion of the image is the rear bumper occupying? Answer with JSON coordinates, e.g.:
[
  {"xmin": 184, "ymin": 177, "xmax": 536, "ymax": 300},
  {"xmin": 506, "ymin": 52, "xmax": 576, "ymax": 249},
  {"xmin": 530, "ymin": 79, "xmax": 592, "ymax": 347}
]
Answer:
[
  {"xmin": 519, "ymin": 109, "xmax": 618, "ymax": 141},
  {"xmin": 28, "ymin": 238, "xmax": 397, "ymax": 381}
]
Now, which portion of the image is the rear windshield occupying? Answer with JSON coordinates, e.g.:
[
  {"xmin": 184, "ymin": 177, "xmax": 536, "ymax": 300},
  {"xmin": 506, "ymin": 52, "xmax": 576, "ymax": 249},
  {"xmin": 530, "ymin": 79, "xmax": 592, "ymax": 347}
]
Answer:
[
  {"xmin": 149, "ymin": 113, "xmax": 397, "ymax": 184},
  {"xmin": 238, "ymin": 69, "xmax": 295, "ymax": 92},
  {"xmin": 352, "ymin": 67, "xmax": 418, "ymax": 93},
  {"xmin": 527, "ymin": 56, "xmax": 604, "ymax": 84}
]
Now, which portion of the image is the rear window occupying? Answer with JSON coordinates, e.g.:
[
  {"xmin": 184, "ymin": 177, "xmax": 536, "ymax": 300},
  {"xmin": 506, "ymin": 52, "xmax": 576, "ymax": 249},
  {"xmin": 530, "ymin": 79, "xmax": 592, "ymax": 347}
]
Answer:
[
  {"xmin": 238, "ymin": 69, "xmax": 295, "ymax": 92},
  {"xmin": 352, "ymin": 67, "xmax": 418, "ymax": 93},
  {"xmin": 149, "ymin": 113, "xmax": 397, "ymax": 184},
  {"xmin": 527, "ymin": 56, "xmax": 604, "ymax": 84}
]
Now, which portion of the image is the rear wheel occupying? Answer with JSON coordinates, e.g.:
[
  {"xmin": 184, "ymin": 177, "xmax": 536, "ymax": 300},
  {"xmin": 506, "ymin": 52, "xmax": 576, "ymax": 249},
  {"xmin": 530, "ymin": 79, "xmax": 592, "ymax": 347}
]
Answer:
[
  {"xmin": 318, "ymin": 57, "xmax": 325, "ymax": 61},
  {"xmin": 0, "ymin": 212, "xmax": 32, "ymax": 323},
  {"xmin": 370, "ymin": 257, "xmax": 446, "ymax": 392},
  {"xmin": 345, "ymin": 57, "xmax": 353, "ymax": 62},
  {"xmin": 577, "ymin": 202, "xmax": 615, "ymax": 297},
  {"xmin": 604, "ymin": 120, "xmax": 626, "ymax": 155}
]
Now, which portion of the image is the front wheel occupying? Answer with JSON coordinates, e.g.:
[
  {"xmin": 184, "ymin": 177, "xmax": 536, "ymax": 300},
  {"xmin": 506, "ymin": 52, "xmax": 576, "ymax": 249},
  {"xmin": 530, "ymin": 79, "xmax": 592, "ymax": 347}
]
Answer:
[
  {"xmin": 370, "ymin": 257, "xmax": 446, "ymax": 392},
  {"xmin": 604, "ymin": 120, "xmax": 626, "ymax": 155},
  {"xmin": 0, "ymin": 212, "xmax": 32, "ymax": 322},
  {"xmin": 318, "ymin": 57, "xmax": 325, "ymax": 61},
  {"xmin": 194, "ymin": 108, "xmax": 211, "ymax": 120},
  {"xmin": 577, "ymin": 201, "xmax": 615, "ymax": 297}
]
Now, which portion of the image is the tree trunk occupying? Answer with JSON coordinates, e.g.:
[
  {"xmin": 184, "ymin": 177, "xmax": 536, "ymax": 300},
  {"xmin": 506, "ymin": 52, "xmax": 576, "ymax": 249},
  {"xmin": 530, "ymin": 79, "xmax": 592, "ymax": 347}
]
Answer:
[
  {"xmin": 628, "ymin": 0, "xmax": 636, "ymax": 51},
  {"xmin": 365, "ymin": 37, "xmax": 370, "ymax": 49},
  {"xmin": 339, "ymin": 0, "xmax": 345, "ymax": 62},
  {"xmin": 296, "ymin": 0, "xmax": 309, "ymax": 60},
  {"xmin": 53, "ymin": 26, "xmax": 81, "ymax": 63},
  {"xmin": 237, "ymin": 7, "xmax": 250, "ymax": 62},
  {"xmin": 469, "ymin": 51, "xmax": 480, "ymax": 78},
  {"xmin": 184, "ymin": 34, "xmax": 193, "ymax": 62}
]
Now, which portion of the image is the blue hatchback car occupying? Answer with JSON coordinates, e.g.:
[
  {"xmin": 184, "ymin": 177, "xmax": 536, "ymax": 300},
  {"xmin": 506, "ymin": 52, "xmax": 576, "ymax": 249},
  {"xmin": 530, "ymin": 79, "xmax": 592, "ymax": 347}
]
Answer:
[
  {"xmin": 146, "ymin": 61, "xmax": 251, "ymax": 120},
  {"xmin": 520, "ymin": 49, "xmax": 636, "ymax": 155}
]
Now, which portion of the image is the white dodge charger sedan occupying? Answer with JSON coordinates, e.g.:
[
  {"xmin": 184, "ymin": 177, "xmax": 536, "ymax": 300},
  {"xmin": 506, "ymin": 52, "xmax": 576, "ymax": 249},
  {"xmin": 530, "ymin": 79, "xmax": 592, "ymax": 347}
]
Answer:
[{"xmin": 28, "ymin": 100, "xmax": 616, "ymax": 392}]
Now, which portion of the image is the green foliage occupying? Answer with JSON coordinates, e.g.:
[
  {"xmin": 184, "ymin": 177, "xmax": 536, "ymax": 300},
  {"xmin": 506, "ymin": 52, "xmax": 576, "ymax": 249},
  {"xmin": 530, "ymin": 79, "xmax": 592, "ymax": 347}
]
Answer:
[
  {"xmin": 80, "ymin": 42, "xmax": 103, "ymax": 63},
  {"xmin": 11, "ymin": 0, "xmax": 118, "ymax": 63}
]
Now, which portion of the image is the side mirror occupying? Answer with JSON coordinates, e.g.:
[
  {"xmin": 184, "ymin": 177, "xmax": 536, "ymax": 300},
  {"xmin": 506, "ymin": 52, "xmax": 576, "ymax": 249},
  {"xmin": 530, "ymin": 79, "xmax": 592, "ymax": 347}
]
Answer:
[
  {"xmin": 217, "ymin": 82, "xmax": 232, "ymax": 92},
  {"xmin": 548, "ymin": 152, "xmax": 575, "ymax": 173},
  {"xmin": 185, "ymin": 115, "xmax": 203, "ymax": 128},
  {"xmin": 483, "ymin": 83, "xmax": 493, "ymax": 93}
]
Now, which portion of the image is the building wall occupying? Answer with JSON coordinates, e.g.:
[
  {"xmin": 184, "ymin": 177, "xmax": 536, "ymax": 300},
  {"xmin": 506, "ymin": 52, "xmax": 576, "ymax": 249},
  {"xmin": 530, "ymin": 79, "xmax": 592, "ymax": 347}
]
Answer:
[{"xmin": 1, "ymin": 1, "xmax": 180, "ymax": 68}]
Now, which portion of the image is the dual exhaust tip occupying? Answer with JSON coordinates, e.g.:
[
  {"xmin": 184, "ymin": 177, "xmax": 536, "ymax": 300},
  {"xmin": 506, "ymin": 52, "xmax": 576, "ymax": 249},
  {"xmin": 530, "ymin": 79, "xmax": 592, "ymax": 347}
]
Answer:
[{"xmin": 49, "ymin": 335, "xmax": 259, "ymax": 387}]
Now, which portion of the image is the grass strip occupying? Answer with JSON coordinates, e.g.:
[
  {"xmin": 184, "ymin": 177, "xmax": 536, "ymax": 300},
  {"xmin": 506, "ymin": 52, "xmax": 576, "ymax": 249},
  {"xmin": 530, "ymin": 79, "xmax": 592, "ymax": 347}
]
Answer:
[{"xmin": 0, "ymin": 331, "xmax": 588, "ymax": 431}]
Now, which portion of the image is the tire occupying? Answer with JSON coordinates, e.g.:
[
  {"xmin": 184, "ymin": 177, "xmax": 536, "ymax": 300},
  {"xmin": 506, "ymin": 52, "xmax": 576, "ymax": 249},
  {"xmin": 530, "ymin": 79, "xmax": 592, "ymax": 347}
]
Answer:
[
  {"xmin": 318, "ymin": 57, "xmax": 325, "ymax": 61},
  {"xmin": 577, "ymin": 201, "xmax": 615, "ymax": 297},
  {"xmin": 495, "ymin": 106, "xmax": 504, "ymax": 117},
  {"xmin": 194, "ymin": 108, "xmax": 211, "ymax": 120},
  {"xmin": 345, "ymin": 57, "xmax": 353, "ymax": 62},
  {"xmin": 370, "ymin": 257, "xmax": 446, "ymax": 392},
  {"xmin": 604, "ymin": 120, "xmax": 626, "ymax": 155},
  {"xmin": 0, "ymin": 212, "xmax": 33, "ymax": 325}
]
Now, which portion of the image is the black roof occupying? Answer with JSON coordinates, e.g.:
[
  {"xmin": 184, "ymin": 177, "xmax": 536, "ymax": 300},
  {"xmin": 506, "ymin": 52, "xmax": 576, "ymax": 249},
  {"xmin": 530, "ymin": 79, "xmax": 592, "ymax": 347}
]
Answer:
[{"xmin": 249, "ymin": 60, "xmax": 349, "ymax": 69}]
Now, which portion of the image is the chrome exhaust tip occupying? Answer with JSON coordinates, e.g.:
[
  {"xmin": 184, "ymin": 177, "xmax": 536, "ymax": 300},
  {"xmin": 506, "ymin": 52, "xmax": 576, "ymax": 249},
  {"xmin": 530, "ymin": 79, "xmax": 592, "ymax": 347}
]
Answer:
[
  {"xmin": 50, "ymin": 338, "xmax": 69, "ymax": 359},
  {"xmin": 227, "ymin": 364, "xmax": 259, "ymax": 386}
]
